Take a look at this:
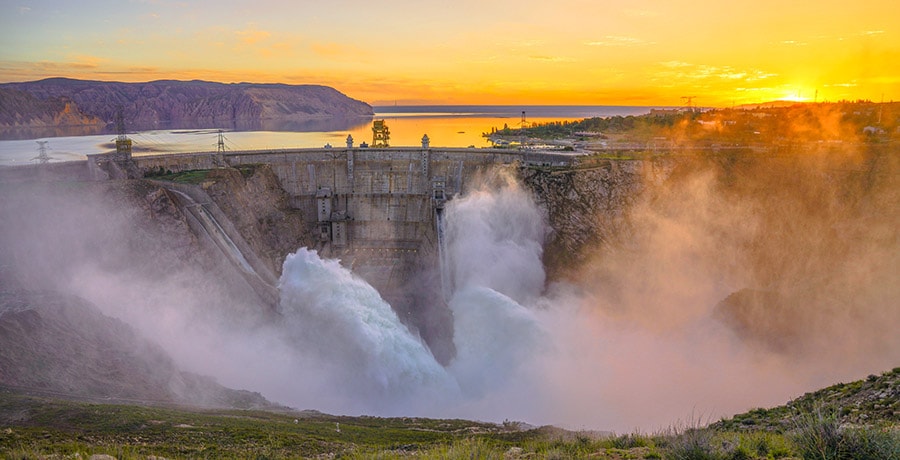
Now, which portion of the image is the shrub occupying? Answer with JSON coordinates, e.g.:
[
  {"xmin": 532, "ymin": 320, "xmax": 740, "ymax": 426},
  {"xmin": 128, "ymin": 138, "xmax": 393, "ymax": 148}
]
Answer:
[
  {"xmin": 790, "ymin": 407, "xmax": 844, "ymax": 460},
  {"xmin": 790, "ymin": 405, "xmax": 900, "ymax": 460},
  {"xmin": 611, "ymin": 432, "xmax": 651, "ymax": 449},
  {"xmin": 840, "ymin": 426, "xmax": 900, "ymax": 460},
  {"xmin": 663, "ymin": 415, "xmax": 723, "ymax": 460}
]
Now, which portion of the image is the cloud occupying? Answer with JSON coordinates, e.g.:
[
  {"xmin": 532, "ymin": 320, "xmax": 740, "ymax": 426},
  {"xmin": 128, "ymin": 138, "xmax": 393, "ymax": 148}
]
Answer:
[
  {"xmin": 586, "ymin": 36, "xmax": 652, "ymax": 47},
  {"xmin": 528, "ymin": 55, "xmax": 575, "ymax": 63},
  {"xmin": 657, "ymin": 61, "xmax": 777, "ymax": 83},
  {"xmin": 310, "ymin": 41, "xmax": 362, "ymax": 60},
  {"xmin": 514, "ymin": 39, "xmax": 546, "ymax": 47},
  {"xmin": 660, "ymin": 60, "xmax": 692, "ymax": 68},
  {"xmin": 235, "ymin": 27, "xmax": 271, "ymax": 45}
]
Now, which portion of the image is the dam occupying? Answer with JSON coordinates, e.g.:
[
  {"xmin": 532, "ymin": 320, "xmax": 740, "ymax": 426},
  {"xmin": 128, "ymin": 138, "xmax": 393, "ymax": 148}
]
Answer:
[{"xmin": 78, "ymin": 143, "xmax": 576, "ymax": 360}]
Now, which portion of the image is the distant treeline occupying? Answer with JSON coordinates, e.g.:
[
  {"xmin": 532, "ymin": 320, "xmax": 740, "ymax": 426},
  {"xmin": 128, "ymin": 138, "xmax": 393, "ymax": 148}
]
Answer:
[
  {"xmin": 487, "ymin": 113, "xmax": 699, "ymax": 139},
  {"xmin": 487, "ymin": 101, "xmax": 900, "ymax": 143}
]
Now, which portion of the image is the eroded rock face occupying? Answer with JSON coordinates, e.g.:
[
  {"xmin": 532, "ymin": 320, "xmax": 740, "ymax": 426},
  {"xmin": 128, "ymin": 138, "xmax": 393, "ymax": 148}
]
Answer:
[
  {"xmin": 0, "ymin": 89, "xmax": 103, "ymax": 128},
  {"xmin": 521, "ymin": 160, "xmax": 661, "ymax": 279},
  {"xmin": 202, "ymin": 165, "xmax": 317, "ymax": 276}
]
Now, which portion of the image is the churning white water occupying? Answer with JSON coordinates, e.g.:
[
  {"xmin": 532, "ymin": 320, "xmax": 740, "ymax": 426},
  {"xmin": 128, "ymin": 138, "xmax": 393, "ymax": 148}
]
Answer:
[
  {"xmin": 277, "ymin": 248, "xmax": 458, "ymax": 414},
  {"xmin": 273, "ymin": 171, "xmax": 550, "ymax": 417},
  {"xmin": 268, "ymin": 166, "xmax": 895, "ymax": 431}
]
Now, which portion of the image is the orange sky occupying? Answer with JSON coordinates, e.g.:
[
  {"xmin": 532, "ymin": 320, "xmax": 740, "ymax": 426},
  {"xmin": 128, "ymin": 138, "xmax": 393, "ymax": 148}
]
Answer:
[{"xmin": 1, "ymin": 0, "xmax": 898, "ymax": 107}]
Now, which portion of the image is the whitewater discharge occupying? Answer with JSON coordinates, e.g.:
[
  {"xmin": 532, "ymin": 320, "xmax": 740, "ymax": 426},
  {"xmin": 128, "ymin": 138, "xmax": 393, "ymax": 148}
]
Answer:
[
  {"xmin": 272, "ymin": 173, "xmax": 791, "ymax": 429},
  {"xmin": 261, "ymin": 167, "xmax": 894, "ymax": 431},
  {"xmin": 275, "ymin": 174, "xmax": 552, "ymax": 418}
]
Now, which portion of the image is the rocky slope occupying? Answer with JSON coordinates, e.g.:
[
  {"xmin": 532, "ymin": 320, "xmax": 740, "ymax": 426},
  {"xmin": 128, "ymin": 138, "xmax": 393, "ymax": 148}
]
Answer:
[
  {"xmin": 0, "ymin": 290, "xmax": 273, "ymax": 409},
  {"xmin": 716, "ymin": 367, "xmax": 900, "ymax": 430},
  {"xmin": 0, "ymin": 78, "xmax": 372, "ymax": 129}
]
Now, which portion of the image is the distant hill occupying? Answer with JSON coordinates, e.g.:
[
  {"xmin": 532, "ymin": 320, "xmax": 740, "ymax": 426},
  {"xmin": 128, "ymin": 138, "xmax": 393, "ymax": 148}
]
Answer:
[
  {"xmin": 733, "ymin": 100, "xmax": 809, "ymax": 110},
  {"xmin": 0, "ymin": 78, "xmax": 373, "ymax": 129}
]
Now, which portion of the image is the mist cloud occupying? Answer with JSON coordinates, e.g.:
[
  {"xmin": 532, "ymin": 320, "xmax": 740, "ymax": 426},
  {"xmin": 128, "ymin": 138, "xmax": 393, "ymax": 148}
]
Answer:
[{"xmin": 2, "ymin": 146, "xmax": 896, "ymax": 432}]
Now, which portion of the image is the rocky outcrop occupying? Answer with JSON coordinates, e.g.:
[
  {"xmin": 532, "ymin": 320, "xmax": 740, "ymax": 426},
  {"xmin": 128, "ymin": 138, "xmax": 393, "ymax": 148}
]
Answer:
[
  {"xmin": 202, "ymin": 165, "xmax": 318, "ymax": 276},
  {"xmin": 0, "ymin": 289, "xmax": 273, "ymax": 409},
  {"xmin": 0, "ymin": 78, "xmax": 373, "ymax": 129},
  {"xmin": 521, "ymin": 160, "xmax": 661, "ymax": 279}
]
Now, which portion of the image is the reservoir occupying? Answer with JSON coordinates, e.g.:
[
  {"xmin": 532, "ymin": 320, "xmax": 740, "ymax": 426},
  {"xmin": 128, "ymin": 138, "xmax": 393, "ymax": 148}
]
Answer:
[{"xmin": 0, "ymin": 105, "xmax": 658, "ymax": 165}]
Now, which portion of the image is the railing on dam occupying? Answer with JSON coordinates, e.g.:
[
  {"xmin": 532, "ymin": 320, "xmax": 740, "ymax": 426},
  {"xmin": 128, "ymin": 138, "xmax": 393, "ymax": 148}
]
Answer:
[{"xmin": 128, "ymin": 146, "xmax": 574, "ymax": 174}]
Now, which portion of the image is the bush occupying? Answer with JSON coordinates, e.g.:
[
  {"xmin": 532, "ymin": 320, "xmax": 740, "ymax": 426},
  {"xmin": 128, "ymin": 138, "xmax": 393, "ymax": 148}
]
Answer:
[
  {"xmin": 790, "ymin": 406, "xmax": 900, "ymax": 460},
  {"xmin": 841, "ymin": 426, "xmax": 900, "ymax": 460},
  {"xmin": 610, "ymin": 432, "xmax": 651, "ymax": 449},
  {"xmin": 663, "ymin": 415, "xmax": 723, "ymax": 460},
  {"xmin": 790, "ymin": 407, "xmax": 844, "ymax": 460}
]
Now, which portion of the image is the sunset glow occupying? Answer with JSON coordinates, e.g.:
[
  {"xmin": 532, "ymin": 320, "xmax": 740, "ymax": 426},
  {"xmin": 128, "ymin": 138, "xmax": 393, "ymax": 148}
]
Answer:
[{"xmin": 1, "ymin": 0, "xmax": 898, "ymax": 106}]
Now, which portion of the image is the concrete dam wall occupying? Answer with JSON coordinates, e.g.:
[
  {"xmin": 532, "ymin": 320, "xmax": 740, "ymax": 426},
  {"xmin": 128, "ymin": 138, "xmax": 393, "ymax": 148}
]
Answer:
[
  {"xmin": 113, "ymin": 147, "xmax": 576, "ymax": 360},
  {"xmin": 127, "ymin": 148, "xmax": 572, "ymax": 293}
]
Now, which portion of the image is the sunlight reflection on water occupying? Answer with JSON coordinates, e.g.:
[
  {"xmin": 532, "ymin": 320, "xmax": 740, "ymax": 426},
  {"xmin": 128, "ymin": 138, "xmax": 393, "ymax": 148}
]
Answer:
[{"xmin": 0, "ymin": 106, "xmax": 655, "ymax": 165}]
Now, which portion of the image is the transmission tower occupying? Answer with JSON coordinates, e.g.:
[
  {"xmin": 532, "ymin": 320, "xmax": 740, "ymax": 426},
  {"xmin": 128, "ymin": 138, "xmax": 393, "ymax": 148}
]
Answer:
[
  {"xmin": 217, "ymin": 129, "xmax": 227, "ymax": 154},
  {"xmin": 114, "ymin": 106, "xmax": 132, "ymax": 161},
  {"xmin": 681, "ymin": 96, "xmax": 697, "ymax": 112},
  {"xmin": 33, "ymin": 140, "xmax": 50, "ymax": 164}
]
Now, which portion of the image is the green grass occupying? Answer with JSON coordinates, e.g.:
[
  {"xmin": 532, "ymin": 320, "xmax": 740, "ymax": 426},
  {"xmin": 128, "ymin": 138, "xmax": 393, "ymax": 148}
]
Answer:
[
  {"xmin": 3, "ymin": 384, "xmax": 899, "ymax": 459},
  {"xmin": 0, "ymin": 390, "xmax": 670, "ymax": 459},
  {"xmin": 151, "ymin": 169, "xmax": 213, "ymax": 184}
]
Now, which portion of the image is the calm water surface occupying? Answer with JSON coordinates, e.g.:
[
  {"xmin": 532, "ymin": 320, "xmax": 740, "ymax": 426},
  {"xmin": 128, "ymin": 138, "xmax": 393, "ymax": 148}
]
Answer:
[{"xmin": 0, "ymin": 106, "xmax": 658, "ymax": 165}]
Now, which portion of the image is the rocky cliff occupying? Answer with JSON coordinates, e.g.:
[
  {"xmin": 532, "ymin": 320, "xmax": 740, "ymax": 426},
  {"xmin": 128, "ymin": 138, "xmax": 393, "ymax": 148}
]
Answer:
[
  {"xmin": 0, "ymin": 88, "xmax": 103, "ymax": 128},
  {"xmin": 0, "ymin": 78, "xmax": 373, "ymax": 129},
  {"xmin": 201, "ymin": 164, "xmax": 318, "ymax": 276},
  {"xmin": 521, "ymin": 159, "xmax": 675, "ymax": 279}
]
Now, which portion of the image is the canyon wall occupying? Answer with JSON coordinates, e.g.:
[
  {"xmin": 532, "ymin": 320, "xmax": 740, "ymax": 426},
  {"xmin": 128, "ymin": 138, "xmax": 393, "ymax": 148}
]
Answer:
[{"xmin": 0, "ymin": 78, "xmax": 373, "ymax": 130}]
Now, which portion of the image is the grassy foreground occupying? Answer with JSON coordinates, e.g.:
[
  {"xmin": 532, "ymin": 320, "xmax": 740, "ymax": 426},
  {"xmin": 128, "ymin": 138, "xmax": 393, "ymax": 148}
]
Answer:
[{"xmin": 2, "ymin": 368, "xmax": 899, "ymax": 459}]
